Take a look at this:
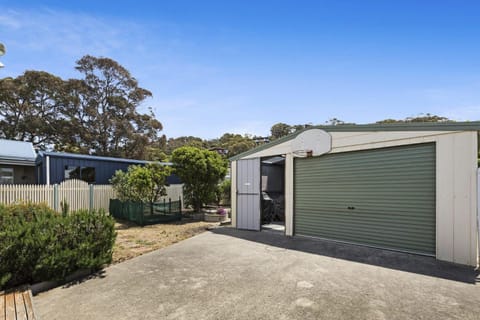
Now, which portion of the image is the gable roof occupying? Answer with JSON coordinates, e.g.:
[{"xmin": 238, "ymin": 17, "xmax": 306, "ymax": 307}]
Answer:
[
  {"xmin": 229, "ymin": 121, "xmax": 480, "ymax": 161},
  {"xmin": 0, "ymin": 139, "xmax": 37, "ymax": 166}
]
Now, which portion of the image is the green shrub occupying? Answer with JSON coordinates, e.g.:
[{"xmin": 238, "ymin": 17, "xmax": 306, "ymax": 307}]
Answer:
[
  {"xmin": 0, "ymin": 203, "xmax": 116, "ymax": 290},
  {"xmin": 60, "ymin": 199, "xmax": 69, "ymax": 216},
  {"xmin": 110, "ymin": 163, "xmax": 171, "ymax": 203},
  {"xmin": 215, "ymin": 179, "xmax": 231, "ymax": 206}
]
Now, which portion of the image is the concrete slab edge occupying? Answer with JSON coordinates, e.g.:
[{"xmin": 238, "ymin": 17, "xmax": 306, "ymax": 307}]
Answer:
[{"xmin": 31, "ymin": 268, "xmax": 94, "ymax": 295}]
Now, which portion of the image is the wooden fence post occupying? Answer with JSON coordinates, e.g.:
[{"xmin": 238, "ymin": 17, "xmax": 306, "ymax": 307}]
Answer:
[
  {"xmin": 89, "ymin": 184, "xmax": 94, "ymax": 211},
  {"xmin": 53, "ymin": 184, "xmax": 58, "ymax": 212}
]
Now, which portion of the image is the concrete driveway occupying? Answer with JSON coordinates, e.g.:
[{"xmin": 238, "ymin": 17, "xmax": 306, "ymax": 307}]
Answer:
[{"xmin": 35, "ymin": 227, "xmax": 480, "ymax": 320}]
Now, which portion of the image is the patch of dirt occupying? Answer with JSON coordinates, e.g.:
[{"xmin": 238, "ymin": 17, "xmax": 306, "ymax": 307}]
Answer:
[{"xmin": 112, "ymin": 219, "xmax": 218, "ymax": 264}]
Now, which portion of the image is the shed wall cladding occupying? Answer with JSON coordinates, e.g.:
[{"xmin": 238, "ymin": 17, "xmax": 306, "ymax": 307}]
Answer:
[
  {"xmin": 236, "ymin": 158, "xmax": 261, "ymax": 230},
  {"xmin": 294, "ymin": 142, "xmax": 436, "ymax": 255},
  {"xmin": 42, "ymin": 157, "xmax": 132, "ymax": 185},
  {"xmin": 40, "ymin": 156, "xmax": 182, "ymax": 185}
]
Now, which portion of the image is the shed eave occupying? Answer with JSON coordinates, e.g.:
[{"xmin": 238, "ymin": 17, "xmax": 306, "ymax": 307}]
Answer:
[{"xmin": 229, "ymin": 121, "xmax": 480, "ymax": 161}]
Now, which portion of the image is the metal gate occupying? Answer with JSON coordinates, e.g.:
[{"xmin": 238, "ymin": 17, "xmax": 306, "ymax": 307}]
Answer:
[{"xmin": 236, "ymin": 158, "xmax": 261, "ymax": 230}]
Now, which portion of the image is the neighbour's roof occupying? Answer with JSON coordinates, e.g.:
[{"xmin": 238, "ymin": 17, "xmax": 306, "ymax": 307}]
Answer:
[
  {"xmin": 229, "ymin": 121, "xmax": 480, "ymax": 161},
  {"xmin": 0, "ymin": 139, "xmax": 37, "ymax": 166},
  {"xmin": 38, "ymin": 151, "xmax": 172, "ymax": 166}
]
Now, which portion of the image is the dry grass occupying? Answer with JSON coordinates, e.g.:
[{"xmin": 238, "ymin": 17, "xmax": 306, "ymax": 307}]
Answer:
[{"xmin": 112, "ymin": 219, "xmax": 218, "ymax": 263}]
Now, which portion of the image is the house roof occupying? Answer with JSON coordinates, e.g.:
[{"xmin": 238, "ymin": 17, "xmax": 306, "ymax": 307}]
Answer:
[
  {"xmin": 38, "ymin": 151, "xmax": 172, "ymax": 166},
  {"xmin": 0, "ymin": 139, "xmax": 37, "ymax": 166},
  {"xmin": 229, "ymin": 121, "xmax": 480, "ymax": 161}
]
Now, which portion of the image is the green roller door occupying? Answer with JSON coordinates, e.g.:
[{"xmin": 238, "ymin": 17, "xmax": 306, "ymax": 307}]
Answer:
[{"xmin": 294, "ymin": 143, "xmax": 436, "ymax": 255}]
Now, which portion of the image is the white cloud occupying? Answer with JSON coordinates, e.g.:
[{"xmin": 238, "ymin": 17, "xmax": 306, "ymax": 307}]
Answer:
[
  {"xmin": 438, "ymin": 105, "xmax": 480, "ymax": 121},
  {"xmin": 0, "ymin": 12, "xmax": 22, "ymax": 29},
  {"xmin": 0, "ymin": 7, "xmax": 224, "ymax": 86},
  {"xmin": 0, "ymin": 9, "xmax": 144, "ymax": 57}
]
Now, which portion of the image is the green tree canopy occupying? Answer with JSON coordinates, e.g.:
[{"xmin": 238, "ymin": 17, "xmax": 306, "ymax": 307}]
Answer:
[
  {"xmin": 165, "ymin": 136, "xmax": 206, "ymax": 154},
  {"xmin": 217, "ymin": 133, "xmax": 256, "ymax": 157},
  {"xmin": 61, "ymin": 55, "xmax": 163, "ymax": 158},
  {"xmin": 376, "ymin": 113, "xmax": 452, "ymax": 124},
  {"xmin": 0, "ymin": 71, "xmax": 65, "ymax": 149},
  {"xmin": 171, "ymin": 146, "xmax": 228, "ymax": 212},
  {"xmin": 270, "ymin": 122, "xmax": 292, "ymax": 140},
  {"xmin": 325, "ymin": 118, "xmax": 347, "ymax": 125},
  {"xmin": 269, "ymin": 123, "xmax": 314, "ymax": 141},
  {"xmin": 0, "ymin": 55, "xmax": 164, "ymax": 158}
]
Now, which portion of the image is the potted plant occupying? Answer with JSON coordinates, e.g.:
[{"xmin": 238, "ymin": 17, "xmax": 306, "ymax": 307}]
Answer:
[{"xmin": 204, "ymin": 206, "xmax": 229, "ymax": 222}]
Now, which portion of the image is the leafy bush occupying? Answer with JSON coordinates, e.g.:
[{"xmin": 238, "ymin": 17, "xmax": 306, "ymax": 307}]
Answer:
[
  {"xmin": 171, "ymin": 146, "xmax": 228, "ymax": 212},
  {"xmin": 60, "ymin": 199, "xmax": 69, "ymax": 216},
  {"xmin": 110, "ymin": 163, "xmax": 171, "ymax": 203},
  {"xmin": 0, "ymin": 203, "xmax": 116, "ymax": 290},
  {"xmin": 216, "ymin": 179, "xmax": 231, "ymax": 205}
]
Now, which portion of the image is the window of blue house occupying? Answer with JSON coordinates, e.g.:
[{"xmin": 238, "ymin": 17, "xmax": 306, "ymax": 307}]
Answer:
[
  {"xmin": 81, "ymin": 167, "xmax": 95, "ymax": 183},
  {"xmin": 64, "ymin": 166, "xmax": 95, "ymax": 183},
  {"xmin": 65, "ymin": 166, "xmax": 81, "ymax": 180}
]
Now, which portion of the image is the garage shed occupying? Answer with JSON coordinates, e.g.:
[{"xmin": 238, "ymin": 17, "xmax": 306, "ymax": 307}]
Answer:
[{"xmin": 230, "ymin": 122, "xmax": 480, "ymax": 267}]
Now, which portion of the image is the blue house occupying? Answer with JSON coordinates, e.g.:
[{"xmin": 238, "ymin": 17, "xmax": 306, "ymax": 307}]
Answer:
[
  {"xmin": 0, "ymin": 139, "xmax": 181, "ymax": 185},
  {"xmin": 36, "ymin": 151, "xmax": 181, "ymax": 185}
]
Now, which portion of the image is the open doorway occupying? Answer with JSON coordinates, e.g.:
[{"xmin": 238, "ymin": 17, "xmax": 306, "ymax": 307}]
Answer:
[{"xmin": 261, "ymin": 156, "xmax": 285, "ymax": 234}]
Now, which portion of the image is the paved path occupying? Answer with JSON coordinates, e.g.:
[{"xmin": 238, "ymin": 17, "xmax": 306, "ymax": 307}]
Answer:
[{"xmin": 35, "ymin": 228, "xmax": 480, "ymax": 320}]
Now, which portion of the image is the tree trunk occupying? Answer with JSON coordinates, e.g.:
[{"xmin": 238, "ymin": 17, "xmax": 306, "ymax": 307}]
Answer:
[{"xmin": 194, "ymin": 199, "xmax": 202, "ymax": 213}]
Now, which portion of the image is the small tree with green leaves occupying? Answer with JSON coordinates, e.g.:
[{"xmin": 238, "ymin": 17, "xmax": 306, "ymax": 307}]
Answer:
[
  {"xmin": 109, "ymin": 170, "xmax": 130, "ymax": 201},
  {"xmin": 270, "ymin": 123, "xmax": 292, "ymax": 140},
  {"xmin": 110, "ymin": 163, "xmax": 171, "ymax": 203},
  {"xmin": 215, "ymin": 179, "xmax": 231, "ymax": 206},
  {"xmin": 171, "ymin": 146, "xmax": 228, "ymax": 212}
]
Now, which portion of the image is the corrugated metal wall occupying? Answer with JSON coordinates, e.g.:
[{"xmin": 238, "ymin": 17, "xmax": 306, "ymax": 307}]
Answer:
[
  {"xmin": 294, "ymin": 143, "xmax": 436, "ymax": 255},
  {"xmin": 236, "ymin": 158, "xmax": 261, "ymax": 230},
  {"xmin": 41, "ymin": 157, "xmax": 131, "ymax": 184},
  {"xmin": 38, "ymin": 156, "xmax": 181, "ymax": 185}
]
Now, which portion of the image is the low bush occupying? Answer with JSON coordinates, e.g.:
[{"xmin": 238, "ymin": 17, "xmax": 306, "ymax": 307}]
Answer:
[{"xmin": 0, "ymin": 203, "xmax": 116, "ymax": 290}]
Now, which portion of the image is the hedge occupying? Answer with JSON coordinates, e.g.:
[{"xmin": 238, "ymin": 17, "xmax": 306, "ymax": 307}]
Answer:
[{"xmin": 0, "ymin": 203, "xmax": 116, "ymax": 290}]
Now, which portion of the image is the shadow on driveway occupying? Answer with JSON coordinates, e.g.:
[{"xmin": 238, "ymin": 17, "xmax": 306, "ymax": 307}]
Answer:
[{"xmin": 211, "ymin": 227, "xmax": 479, "ymax": 284}]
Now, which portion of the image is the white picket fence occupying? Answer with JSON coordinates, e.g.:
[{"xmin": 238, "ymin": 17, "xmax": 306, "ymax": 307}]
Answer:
[{"xmin": 0, "ymin": 179, "xmax": 184, "ymax": 213}]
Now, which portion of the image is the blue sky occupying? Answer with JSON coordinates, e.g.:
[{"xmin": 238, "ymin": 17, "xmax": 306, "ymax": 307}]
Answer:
[{"xmin": 1, "ymin": 1, "xmax": 480, "ymax": 139}]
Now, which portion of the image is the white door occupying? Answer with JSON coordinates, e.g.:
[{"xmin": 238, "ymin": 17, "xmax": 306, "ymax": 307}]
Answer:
[{"xmin": 236, "ymin": 158, "xmax": 261, "ymax": 230}]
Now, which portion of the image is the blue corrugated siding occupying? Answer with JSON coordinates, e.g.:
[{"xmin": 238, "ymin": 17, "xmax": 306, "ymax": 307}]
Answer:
[{"xmin": 38, "ymin": 155, "xmax": 181, "ymax": 185}]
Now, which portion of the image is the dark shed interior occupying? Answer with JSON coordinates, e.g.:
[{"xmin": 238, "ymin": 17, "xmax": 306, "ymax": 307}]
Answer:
[{"xmin": 261, "ymin": 156, "xmax": 285, "ymax": 225}]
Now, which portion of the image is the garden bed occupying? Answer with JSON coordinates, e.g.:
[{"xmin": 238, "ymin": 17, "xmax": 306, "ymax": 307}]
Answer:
[{"xmin": 113, "ymin": 219, "xmax": 218, "ymax": 263}]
